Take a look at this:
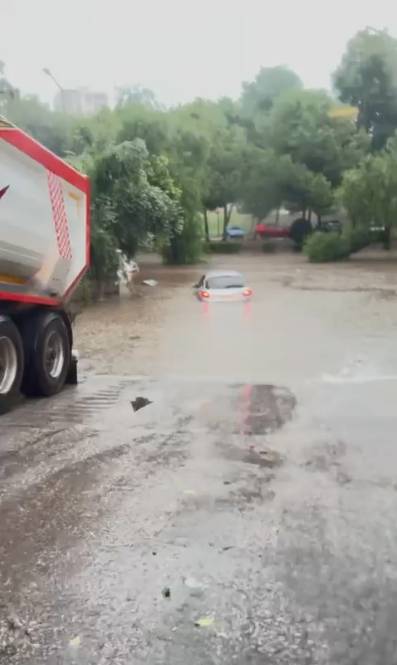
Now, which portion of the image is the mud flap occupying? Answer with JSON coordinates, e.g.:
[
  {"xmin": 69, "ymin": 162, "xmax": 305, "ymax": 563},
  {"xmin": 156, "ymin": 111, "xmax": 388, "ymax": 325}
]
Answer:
[{"xmin": 66, "ymin": 353, "xmax": 78, "ymax": 385}]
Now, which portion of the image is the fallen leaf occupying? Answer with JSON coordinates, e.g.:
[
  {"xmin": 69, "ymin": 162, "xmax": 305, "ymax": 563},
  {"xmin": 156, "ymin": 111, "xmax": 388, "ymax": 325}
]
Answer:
[{"xmin": 194, "ymin": 616, "xmax": 214, "ymax": 628}]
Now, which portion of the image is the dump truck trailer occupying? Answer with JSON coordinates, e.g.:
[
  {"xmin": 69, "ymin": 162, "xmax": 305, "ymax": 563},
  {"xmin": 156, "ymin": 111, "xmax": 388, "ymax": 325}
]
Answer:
[{"xmin": 0, "ymin": 117, "xmax": 90, "ymax": 413}]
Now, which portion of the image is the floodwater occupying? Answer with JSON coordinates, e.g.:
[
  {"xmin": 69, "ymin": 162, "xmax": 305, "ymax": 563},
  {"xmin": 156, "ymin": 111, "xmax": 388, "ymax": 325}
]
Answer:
[
  {"xmin": 77, "ymin": 250, "xmax": 397, "ymax": 384},
  {"xmin": 2, "ymin": 249, "xmax": 397, "ymax": 664}
]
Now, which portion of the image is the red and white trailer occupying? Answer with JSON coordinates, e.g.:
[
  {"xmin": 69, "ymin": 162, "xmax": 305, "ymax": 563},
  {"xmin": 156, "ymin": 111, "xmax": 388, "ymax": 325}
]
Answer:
[{"xmin": 0, "ymin": 117, "xmax": 90, "ymax": 412}]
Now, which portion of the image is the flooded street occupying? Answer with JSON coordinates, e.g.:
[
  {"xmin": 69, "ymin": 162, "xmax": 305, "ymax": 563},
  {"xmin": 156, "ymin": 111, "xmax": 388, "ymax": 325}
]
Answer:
[
  {"xmin": 76, "ymin": 251, "xmax": 397, "ymax": 384},
  {"xmin": 2, "ymin": 250, "xmax": 397, "ymax": 664}
]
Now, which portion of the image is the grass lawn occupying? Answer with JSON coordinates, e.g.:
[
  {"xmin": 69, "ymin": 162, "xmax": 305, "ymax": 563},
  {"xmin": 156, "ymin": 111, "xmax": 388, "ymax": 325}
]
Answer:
[{"xmin": 207, "ymin": 210, "xmax": 254, "ymax": 239}]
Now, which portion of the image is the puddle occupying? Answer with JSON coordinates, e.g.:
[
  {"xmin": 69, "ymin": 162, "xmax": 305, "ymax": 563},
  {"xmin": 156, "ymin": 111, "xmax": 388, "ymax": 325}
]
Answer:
[
  {"xmin": 237, "ymin": 384, "xmax": 296, "ymax": 435},
  {"xmin": 201, "ymin": 384, "xmax": 296, "ymax": 436}
]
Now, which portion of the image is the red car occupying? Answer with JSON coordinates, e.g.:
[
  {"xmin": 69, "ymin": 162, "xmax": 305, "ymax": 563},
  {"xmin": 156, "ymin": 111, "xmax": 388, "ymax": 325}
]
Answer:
[{"xmin": 255, "ymin": 223, "xmax": 290, "ymax": 239}]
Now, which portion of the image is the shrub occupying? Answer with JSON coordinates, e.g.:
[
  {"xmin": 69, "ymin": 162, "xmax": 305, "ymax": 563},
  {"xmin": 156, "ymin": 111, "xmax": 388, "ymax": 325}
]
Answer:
[
  {"xmin": 262, "ymin": 241, "xmax": 276, "ymax": 253},
  {"xmin": 303, "ymin": 231, "xmax": 350, "ymax": 262},
  {"xmin": 162, "ymin": 214, "xmax": 203, "ymax": 265},
  {"xmin": 72, "ymin": 275, "xmax": 94, "ymax": 306},
  {"xmin": 206, "ymin": 241, "xmax": 242, "ymax": 254},
  {"xmin": 343, "ymin": 226, "xmax": 371, "ymax": 253}
]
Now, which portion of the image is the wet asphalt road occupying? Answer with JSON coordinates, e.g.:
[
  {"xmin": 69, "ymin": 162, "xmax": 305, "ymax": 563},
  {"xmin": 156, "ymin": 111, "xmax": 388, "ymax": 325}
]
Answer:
[{"xmin": 2, "ymin": 252, "xmax": 397, "ymax": 664}]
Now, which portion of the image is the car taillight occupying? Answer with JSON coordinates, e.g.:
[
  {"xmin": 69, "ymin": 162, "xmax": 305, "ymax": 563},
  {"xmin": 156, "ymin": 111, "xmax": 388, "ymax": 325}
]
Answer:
[
  {"xmin": 243, "ymin": 288, "xmax": 253, "ymax": 297},
  {"xmin": 199, "ymin": 290, "xmax": 210, "ymax": 299}
]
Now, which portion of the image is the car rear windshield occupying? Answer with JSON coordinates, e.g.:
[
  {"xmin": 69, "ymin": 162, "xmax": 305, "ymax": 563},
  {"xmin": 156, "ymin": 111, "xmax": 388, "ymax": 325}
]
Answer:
[{"xmin": 206, "ymin": 275, "xmax": 244, "ymax": 289}]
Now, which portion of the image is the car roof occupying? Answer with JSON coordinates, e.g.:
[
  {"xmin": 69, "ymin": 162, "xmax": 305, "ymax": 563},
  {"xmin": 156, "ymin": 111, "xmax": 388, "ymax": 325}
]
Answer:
[{"xmin": 205, "ymin": 270, "xmax": 243, "ymax": 278}]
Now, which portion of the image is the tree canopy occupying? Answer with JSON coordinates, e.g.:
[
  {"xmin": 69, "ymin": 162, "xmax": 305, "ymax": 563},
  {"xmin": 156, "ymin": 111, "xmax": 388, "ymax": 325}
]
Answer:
[
  {"xmin": 240, "ymin": 66, "xmax": 303, "ymax": 118},
  {"xmin": 334, "ymin": 28, "xmax": 397, "ymax": 149}
]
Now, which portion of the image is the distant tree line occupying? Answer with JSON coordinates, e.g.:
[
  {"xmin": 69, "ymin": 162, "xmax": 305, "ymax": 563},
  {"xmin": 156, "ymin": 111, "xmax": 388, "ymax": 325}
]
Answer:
[{"xmin": 3, "ymin": 26, "xmax": 397, "ymax": 276}]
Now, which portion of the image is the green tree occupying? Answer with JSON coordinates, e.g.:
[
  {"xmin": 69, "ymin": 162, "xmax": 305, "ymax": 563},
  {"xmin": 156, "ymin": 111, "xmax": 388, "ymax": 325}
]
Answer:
[
  {"xmin": 117, "ymin": 104, "xmax": 169, "ymax": 154},
  {"xmin": 280, "ymin": 160, "xmax": 319, "ymax": 218},
  {"xmin": 5, "ymin": 94, "xmax": 74, "ymax": 155},
  {"xmin": 117, "ymin": 85, "xmax": 162, "ymax": 110},
  {"xmin": 241, "ymin": 147, "xmax": 287, "ymax": 218},
  {"xmin": 334, "ymin": 28, "xmax": 397, "ymax": 149},
  {"xmin": 340, "ymin": 136, "xmax": 397, "ymax": 246},
  {"xmin": 71, "ymin": 108, "xmax": 121, "ymax": 155},
  {"xmin": 93, "ymin": 139, "xmax": 183, "ymax": 257},
  {"xmin": 339, "ymin": 164, "xmax": 374, "ymax": 228},
  {"xmin": 268, "ymin": 88, "xmax": 368, "ymax": 186},
  {"xmin": 204, "ymin": 127, "xmax": 246, "ymax": 238},
  {"xmin": 307, "ymin": 173, "xmax": 334, "ymax": 220},
  {"xmin": 240, "ymin": 66, "xmax": 303, "ymax": 148},
  {"xmin": 0, "ymin": 61, "xmax": 18, "ymax": 112},
  {"xmin": 241, "ymin": 66, "xmax": 302, "ymax": 118}
]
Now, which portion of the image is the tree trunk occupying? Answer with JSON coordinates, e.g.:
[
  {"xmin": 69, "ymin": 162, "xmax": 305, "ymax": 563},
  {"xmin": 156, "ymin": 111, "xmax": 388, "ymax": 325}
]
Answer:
[
  {"xmin": 97, "ymin": 280, "xmax": 105, "ymax": 302},
  {"xmin": 383, "ymin": 224, "xmax": 392, "ymax": 250},
  {"xmin": 308, "ymin": 209, "xmax": 312, "ymax": 223},
  {"xmin": 203, "ymin": 208, "xmax": 210, "ymax": 242},
  {"xmin": 223, "ymin": 204, "xmax": 233, "ymax": 240},
  {"xmin": 250, "ymin": 215, "xmax": 256, "ymax": 239}
]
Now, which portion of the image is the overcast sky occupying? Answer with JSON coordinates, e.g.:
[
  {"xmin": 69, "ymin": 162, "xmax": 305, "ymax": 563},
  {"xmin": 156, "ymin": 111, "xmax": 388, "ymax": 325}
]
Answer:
[{"xmin": 1, "ymin": 0, "xmax": 397, "ymax": 107}]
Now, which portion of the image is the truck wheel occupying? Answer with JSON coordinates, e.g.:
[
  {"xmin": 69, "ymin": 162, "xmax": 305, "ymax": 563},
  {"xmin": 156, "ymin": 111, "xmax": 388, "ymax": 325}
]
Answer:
[
  {"xmin": 0, "ymin": 316, "xmax": 24, "ymax": 414},
  {"xmin": 22, "ymin": 312, "xmax": 71, "ymax": 397}
]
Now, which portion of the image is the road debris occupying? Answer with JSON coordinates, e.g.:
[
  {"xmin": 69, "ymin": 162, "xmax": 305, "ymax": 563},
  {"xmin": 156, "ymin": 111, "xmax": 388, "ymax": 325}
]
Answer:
[
  {"xmin": 142, "ymin": 279, "xmax": 158, "ymax": 287},
  {"xmin": 194, "ymin": 616, "xmax": 215, "ymax": 628},
  {"xmin": 131, "ymin": 396, "xmax": 153, "ymax": 412},
  {"xmin": 162, "ymin": 587, "xmax": 171, "ymax": 599},
  {"xmin": 0, "ymin": 615, "xmax": 34, "ymax": 660},
  {"xmin": 258, "ymin": 448, "xmax": 282, "ymax": 466}
]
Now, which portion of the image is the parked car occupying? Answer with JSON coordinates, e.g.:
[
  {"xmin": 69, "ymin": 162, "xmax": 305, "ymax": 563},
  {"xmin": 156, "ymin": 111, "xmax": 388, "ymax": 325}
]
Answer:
[
  {"xmin": 226, "ymin": 226, "xmax": 245, "ymax": 239},
  {"xmin": 256, "ymin": 218, "xmax": 343, "ymax": 250},
  {"xmin": 194, "ymin": 270, "xmax": 253, "ymax": 302},
  {"xmin": 255, "ymin": 223, "xmax": 289, "ymax": 239},
  {"xmin": 317, "ymin": 220, "xmax": 342, "ymax": 233}
]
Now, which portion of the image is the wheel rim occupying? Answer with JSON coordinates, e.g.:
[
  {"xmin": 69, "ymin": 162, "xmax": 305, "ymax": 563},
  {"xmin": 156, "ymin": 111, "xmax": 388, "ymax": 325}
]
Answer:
[
  {"xmin": 0, "ymin": 336, "xmax": 18, "ymax": 395},
  {"xmin": 44, "ymin": 330, "xmax": 65, "ymax": 380}
]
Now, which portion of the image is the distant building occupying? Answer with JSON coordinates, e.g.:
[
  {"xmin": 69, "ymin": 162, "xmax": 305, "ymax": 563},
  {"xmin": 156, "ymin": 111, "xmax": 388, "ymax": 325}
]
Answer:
[{"xmin": 54, "ymin": 88, "xmax": 108, "ymax": 115}]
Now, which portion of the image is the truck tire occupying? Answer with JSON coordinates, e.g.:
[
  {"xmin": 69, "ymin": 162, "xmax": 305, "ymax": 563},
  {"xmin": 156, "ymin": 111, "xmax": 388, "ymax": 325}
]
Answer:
[
  {"xmin": 0, "ymin": 316, "xmax": 24, "ymax": 414},
  {"xmin": 22, "ymin": 311, "xmax": 71, "ymax": 397}
]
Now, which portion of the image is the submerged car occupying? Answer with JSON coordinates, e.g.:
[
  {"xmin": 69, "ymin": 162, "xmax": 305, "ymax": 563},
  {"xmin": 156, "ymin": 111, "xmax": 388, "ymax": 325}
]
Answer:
[{"xmin": 195, "ymin": 270, "xmax": 253, "ymax": 302}]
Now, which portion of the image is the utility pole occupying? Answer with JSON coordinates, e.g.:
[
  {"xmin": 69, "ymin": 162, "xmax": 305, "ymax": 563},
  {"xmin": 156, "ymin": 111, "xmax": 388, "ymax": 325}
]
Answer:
[{"xmin": 43, "ymin": 67, "xmax": 65, "ymax": 112}]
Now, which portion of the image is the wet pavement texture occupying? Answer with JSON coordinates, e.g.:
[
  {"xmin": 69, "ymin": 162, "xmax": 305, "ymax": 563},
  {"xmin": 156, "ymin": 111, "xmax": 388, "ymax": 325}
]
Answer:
[{"xmin": 2, "ymin": 251, "xmax": 397, "ymax": 663}]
